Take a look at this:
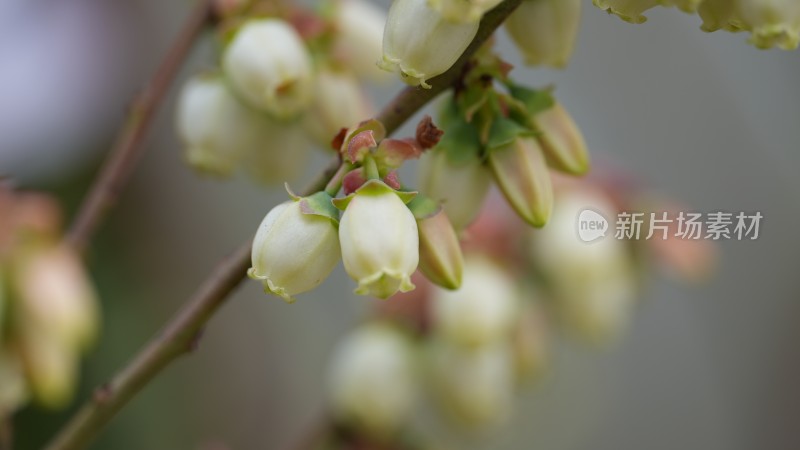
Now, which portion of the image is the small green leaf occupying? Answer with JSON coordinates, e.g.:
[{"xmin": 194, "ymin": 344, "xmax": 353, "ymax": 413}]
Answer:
[
  {"xmin": 299, "ymin": 191, "xmax": 340, "ymax": 223},
  {"xmin": 508, "ymin": 85, "xmax": 555, "ymax": 117},
  {"xmin": 436, "ymin": 119, "xmax": 483, "ymax": 166},
  {"xmin": 486, "ymin": 116, "xmax": 535, "ymax": 150},
  {"xmin": 406, "ymin": 193, "xmax": 442, "ymax": 220}
]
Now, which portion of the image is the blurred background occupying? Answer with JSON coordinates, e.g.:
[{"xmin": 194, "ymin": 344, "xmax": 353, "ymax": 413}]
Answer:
[{"xmin": 2, "ymin": 0, "xmax": 799, "ymax": 449}]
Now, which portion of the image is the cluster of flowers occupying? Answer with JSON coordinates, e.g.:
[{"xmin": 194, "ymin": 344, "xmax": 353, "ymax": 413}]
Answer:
[
  {"xmin": 382, "ymin": 0, "xmax": 584, "ymax": 88},
  {"xmin": 176, "ymin": 0, "xmax": 386, "ymax": 182},
  {"xmin": 322, "ymin": 177, "xmax": 717, "ymax": 446},
  {"xmin": 0, "ymin": 185, "xmax": 99, "ymax": 415},
  {"xmin": 595, "ymin": 0, "xmax": 800, "ymax": 50},
  {"xmin": 249, "ymin": 117, "xmax": 466, "ymax": 301},
  {"xmin": 245, "ymin": 2, "xmax": 592, "ymax": 302}
]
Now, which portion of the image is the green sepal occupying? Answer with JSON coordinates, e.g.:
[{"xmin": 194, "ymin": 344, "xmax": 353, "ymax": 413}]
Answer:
[
  {"xmin": 435, "ymin": 118, "xmax": 483, "ymax": 166},
  {"xmin": 486, "ymin": 116, "xmax": 536, "ymax": 150},
  {"xmin": 299, "ymin": 191, "xmax": 340, "ymax": 224},
  {"xmin": 508, "ymin": 84, "xmax": 556, "ymax": 117},
  {"xmin": 406, "ymin": 193, "xmax": 442, "ymax": 220},
  {"xmin": 284, "ymin": 182, "xmax": 301, "ymax": 201},
  {"xmin": 331, "ymin": 180, "xmax": 417, "ymax": 211}
]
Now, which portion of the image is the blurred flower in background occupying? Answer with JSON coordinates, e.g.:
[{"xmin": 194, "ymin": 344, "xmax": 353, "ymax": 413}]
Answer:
[{"xmin": 0, "ymin": 184, "xmax": 99, "ymax": 414}]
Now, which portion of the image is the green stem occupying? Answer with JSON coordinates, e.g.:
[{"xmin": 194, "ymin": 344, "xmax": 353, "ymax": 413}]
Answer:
[
  {"xmin": 323, "ymin": 162, "xmax": 350, "ymax": 197},
  {"xmin": 363, "ymin": 157, "xmax": 380, "ymax": 181}
]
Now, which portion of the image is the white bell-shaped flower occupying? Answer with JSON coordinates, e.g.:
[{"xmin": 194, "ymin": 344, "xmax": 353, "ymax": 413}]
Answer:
[
  {"xmin": 337, "ymin": 181, "xmax": 419, "ymax": 298},
  {"xmin": 328, "ymin": 324, "xmax": 418, "ymax": 437},
  {"xmin": 431, "ymin": 256, "xmax": 519, "ymax": 348},
  {"xmin": 249, "ymin": 200, "xmax": 341, "ymax": 302},
  {"xmin": 381, "ymin": 0, "xmax": 479, "ymax": 88},
  {"xmin": 222, "ymin": 19, "xmax": 314, "ymax": 118}
]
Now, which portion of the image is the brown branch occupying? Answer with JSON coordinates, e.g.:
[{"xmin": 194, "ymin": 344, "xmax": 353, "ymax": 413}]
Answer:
[
  {"xmin": 65, "ymin": 0, "xmax": 216, "ymax": 255},
  {"xmin": 46, "ymin": 1, "xmax": 522, "ymax": 448}
]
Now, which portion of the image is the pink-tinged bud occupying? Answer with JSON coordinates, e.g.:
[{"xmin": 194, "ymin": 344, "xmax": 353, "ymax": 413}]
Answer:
[
  {"xmin": 0, "ymin": 350, "xmax": 28, "ymax": 414},
  {"xmin": 699, "ymin": 0, "xmax": 747, "ymax": 32},
  {"xmin": 428, "ymin": 338, "xmax": 514, "ymax": 428},
  {"xmin": 381, "ymin": 0, "xmax": 479, "ymax": 88},
  {"xmin": 505, "ymin": 0, "xmax": 582, "ymax": 68},
  {"xmin": 14, "ymin": 245, "xmax": 99, "ymax": 352},
  {"xmin": 533, "ymin": 102, "xmax": 590, "ymax": 175},
  {"xmin": 222, "ymin": 19, "xmax": 313, "ymax": 118},
  {"xmin": 488, "ymin": 136, "xmax": 554, "ymax": 227},
  {"xmin": 592, "ymin": 0, "xmax": 659, "ymax": 23},
  {"xmin": 416, "ymin": 209, "xmax": 464, "ymax": 290},
  {"xmin": 646, "ymin": 203, "xmax": 717, "ymax": 282},
  {"xmin": 302, "ymin": 69, "xmax": 372, "ymax": 147},
  {"xmin": 431, "ymin": 256, "xmax": 518, "ymax": 348},
  {"xmin": 337, "ymin": 181, "xmax": 419, "ymax": 299},
  {"xmin": 427, "ymin": 0, "xmax": 503, "ymax": 24},
  {"xmin": 249, "ymin": 199, "xmax": 341, "ymax": 303},
  {"xmin": 738, "ymin": 0, "xmax": 800, "ymax": 49},
  {"xmin": 419, "ymin": 148, "xmax": 492, "ymax": 230},
  {"xmin": 333, "ymin": 0, "xmax": 390, "ymax": 81},
  {"xmin": 328, "ymin": 324, "xmax": 418, "ymax": 438},
  {"xmin": 17, "ymin": 330, "xmax": 78, "ymax": 409}
]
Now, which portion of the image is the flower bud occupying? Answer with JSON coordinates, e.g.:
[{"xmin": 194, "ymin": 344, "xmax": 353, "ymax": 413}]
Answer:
[
  {"xmin": 302, "ymin": 69, "xmax": 372, "ymax": 146},
  {"xmin": 222, "ymin": 19, "xmax": 313, "ymax": 118},
  {"xmin": 381, "ymin": 0, "xmax": 480, "ymax": 88},
  {"xmin": 431, "ymin": 256, "xmax": 518, "ymax": 348},
  {"xmin": 333, "ymin": 0, "xmax": 390, "ymax": 81},
  {"xmin": 698, "ymin": 0, "xmax": 746, "ymax": 32},
  {"xmin": 427, "ymin": 0, "xmax": 503, "ymax": 24},
  {"xmin": 738, "ymin": 0, "xmax": 800, "ymax": 49},
  {"xmin": 428, "ymin": 338, "xmax": 513, "ymax": 428},
  {"xmin": 532, "ymin": 102, "xmax": 590, "ymax": 175},
  {"xmin": 505, "ymin": 0, "xmax": 582, "ymax": 68},
  {"xmin": 249, "ymin": 199, "xmax": 341, "ymax": 303},
  {"xmin": 14, "ymin": 245, "xmax": 99, "ymax": 351},
  {"xmin": 488, "ymin": 135, "xmax": 554, "ymax": 227},
  {"xmin": 416, "ymin": 207, "xmax": 464, "ymax": 290},
  {"xmin": 419, "ymin": 148, "xmax": 491, "ymax": 230},
  {"xmin": 337, "ymin": 181, "xmax": 419, "ymax": 298},
  {"xmin": 592, "ymin": 0, "xmax": 659, "ymax": 23},
  {"xmin": 328, "ymin": 324, "xmax": 418, "ymax": 437}
]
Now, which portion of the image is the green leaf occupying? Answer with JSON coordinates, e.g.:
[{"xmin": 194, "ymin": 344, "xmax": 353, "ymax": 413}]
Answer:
[
  {"xmin": 299, "ymin": 191, "xmax": 340, "ymax": 223},
  {"xmin": 436, "ymin": 118, "xmax": 483, "ymax": 166},
  {"xmin": 486, "ymin": 116, "xmax": 535, "ymax": 150},
  {"xmin": 508, "ymin": 85, "xmax": 555, "ymax": 117},
  {"xmin": 406, "ymin": 193, "xmax": 442, "ymax": 220}
]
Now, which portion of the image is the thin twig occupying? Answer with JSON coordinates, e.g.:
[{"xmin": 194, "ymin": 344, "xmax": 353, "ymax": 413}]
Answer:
[
  {"xmin": 65, "ymin": 0, "xmax": 215, "ymax": 254},
  {"xmin": 46, "ymin": 1, "xmax": 522, "ymax": 448}
]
